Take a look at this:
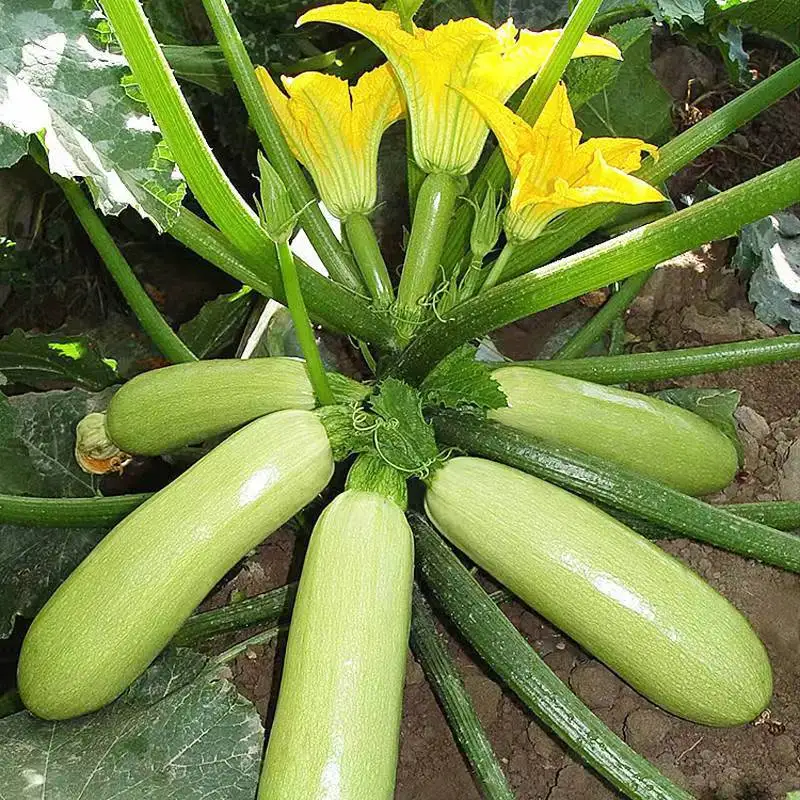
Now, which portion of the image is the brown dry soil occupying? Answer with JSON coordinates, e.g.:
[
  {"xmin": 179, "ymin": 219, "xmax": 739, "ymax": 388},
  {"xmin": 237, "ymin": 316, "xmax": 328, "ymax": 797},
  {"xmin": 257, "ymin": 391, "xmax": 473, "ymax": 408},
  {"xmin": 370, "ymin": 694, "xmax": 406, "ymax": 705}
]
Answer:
[{"xmin": 192, "ymin": 42, "xmax": 800, "ymax": 800}]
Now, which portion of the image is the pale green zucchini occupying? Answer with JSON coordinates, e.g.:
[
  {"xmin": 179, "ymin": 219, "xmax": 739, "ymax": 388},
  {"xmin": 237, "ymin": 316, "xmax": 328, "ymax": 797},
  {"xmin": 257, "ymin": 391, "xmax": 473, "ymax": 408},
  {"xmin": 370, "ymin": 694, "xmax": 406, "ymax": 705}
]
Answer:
[
  {"xmin": 18, "ymin": 409, "xmax": 333, "ymax": 720},
  {"xmin": 425, "ymin": 456, "xmax": 772, "ymax": 726},
  {"xmin": 490, "ymin": 366, "xmax": 738, "ymax": 496},
  {"xmin": 106, "ymin": 357, "xmax": 364, "ymax": 455},
  {"xmin": 259, "ymin": 489, "xmax": 413, "ymax": 799}
]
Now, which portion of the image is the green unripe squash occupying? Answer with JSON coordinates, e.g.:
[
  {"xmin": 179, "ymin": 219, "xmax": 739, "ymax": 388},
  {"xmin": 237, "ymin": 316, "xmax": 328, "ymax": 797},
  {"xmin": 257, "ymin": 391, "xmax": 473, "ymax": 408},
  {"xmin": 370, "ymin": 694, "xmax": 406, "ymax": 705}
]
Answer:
[
  {"xmin": 490, "ymin": 366, "xmax": 738, "ymax": 496},
  {"xmin": 259, "ymin": 490, "xmax": 413, "ymax": 799},
  {"xmin": 18, "ymin": 409, "xmax": 333, "ymax": 720},
  {"xmin": 106, "ymin": 357, "xmax": 364, "ymax": 456},
  {"xmin": 425, "ymin": 457, "xmax": 772, "ymax": 726}
]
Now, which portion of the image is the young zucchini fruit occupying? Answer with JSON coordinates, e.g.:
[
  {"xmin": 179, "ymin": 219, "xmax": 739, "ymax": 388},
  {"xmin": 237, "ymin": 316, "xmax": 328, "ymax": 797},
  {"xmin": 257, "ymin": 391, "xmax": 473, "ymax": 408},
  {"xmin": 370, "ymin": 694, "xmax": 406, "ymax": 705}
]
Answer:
[
  {"xmin": 259, "ymin": 459, "xmax": 413, "ymax": 800},
  {"xmin": 105, "ymin": 357, "xmax": 365, "ymax": 455},
  {"xmin": 490, "ymin": 366, "xmax": 738, "ymax": 496},
  {"xmin": 425, "ymin": 456, "xmax": 772, "ymax": 727},
  {"xmin": 18, "ymin": 409, "xmax": 334, "ymax": 720}
]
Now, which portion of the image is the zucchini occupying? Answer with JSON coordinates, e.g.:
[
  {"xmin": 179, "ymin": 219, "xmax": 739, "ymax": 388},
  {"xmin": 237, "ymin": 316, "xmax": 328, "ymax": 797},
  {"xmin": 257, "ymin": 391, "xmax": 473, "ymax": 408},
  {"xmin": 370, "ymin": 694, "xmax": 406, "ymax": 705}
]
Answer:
[
  {"xmin": 18, "ymin": 409, "xmax": 333, "ymax": 720},
  {"xmin": 490, "ymin": 365, "xmax": 738, "ymax": 495},
  {"xmin": 106, "ymin": 357, "xmax": 365, "ymax": 455},
  {"xmin": 425, "ymin": 456, "xmax": 772, "ymax": 726},
  {"xmin": 259, "ymin": 488, "xmax": 413, "ymax": 799}
]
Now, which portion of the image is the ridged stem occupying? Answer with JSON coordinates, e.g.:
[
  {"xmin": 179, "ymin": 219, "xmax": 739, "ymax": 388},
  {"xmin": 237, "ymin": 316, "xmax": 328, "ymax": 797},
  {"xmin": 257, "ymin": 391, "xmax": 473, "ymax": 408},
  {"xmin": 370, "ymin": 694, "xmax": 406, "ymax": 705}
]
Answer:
[
  {"xmin": 411, "ymin": 512, "xmax": 693, "ymax": 800},
  {"xmin": 441, "ymin": 0, "xmax": 608, "ymax": 269},
  {"xmin": 276, "ymin": 241, "xmax": 334, "ymax": 405},
  {"xmin": 395, "ymin": 172, "xmax": 465, "ymax": 343},
  {"xmin": 478, "ymin": 242, "xmax": 516, "ymax": 294},
  {"xmin": 553, "ymin": 269, "xmax": 654, "ymax": 360},
  {"xmin": 525, "ymin": 334, "xmax": 800, "ymax": 383},
  {"xmin": 502, "ymin": 57, "xmax": 800, "ymax": 281},
  {"xmin": 200, "ymin": 0, "xmax": 363, "ymax": 292},
  {"xmin": 410, "ymin": 585, "xmax": 515, "ymax": 800},
  {"xmin": 392, "ymin": 158, "xmax": 800, "ymax": 382},
  {"xmin": 433, "ymin": 413, "xmax": 800, "ymax": 573},
  {"xmin": 344, "ymin": 213, "xmax": 395, "ymax": 305}
]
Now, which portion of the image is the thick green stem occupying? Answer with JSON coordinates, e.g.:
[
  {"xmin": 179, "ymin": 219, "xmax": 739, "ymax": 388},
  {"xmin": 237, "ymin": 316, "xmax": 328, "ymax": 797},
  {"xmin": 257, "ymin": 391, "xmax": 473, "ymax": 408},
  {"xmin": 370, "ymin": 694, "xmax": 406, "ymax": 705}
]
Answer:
[
  {"xmin": 410, "ymin": 586, "xmax": 515, "ymax": 800},
  {"xmin": 174, "ymin": 582, "xmax": 297, "ymax": 645},
  {"xmin": 392, "ymin": 158, "xmax": 800, "ymax": 382},
  {"xmin": 553, "ymin": 269, "xmax": 654, "ymax": 360},
  {"xmin": 0, "ymin": 493, "xmax": 150, "ymax": 528},
  {"xmin": 200, "ymin": 0, "xmax": 363, "ymax": 292},
  {"xmin": 411, "ymin": 513, "xmax": 692, "ymax": 800},
  {"xmin": 441, "ymin": 0, "xmax": 607, "ymax": 269},
  {"xmin": 344, "ymin": 213, "xmax": 395, "ymax": 305},
  {"xmin": 502, "ymin": 57, "xmax": 800, "ymax": 282},
  {"xmin": 212, "ymin": 623, "xmax": 287, "ymax": 665},
  {"xmin": 100, "ymin": 0, "xmax": 277, "ymax": 275},
  {"xmin": 607, "ymin": 316, "xmax": 626, "ymax": 356},
  {"xmin": 168, "ymin": 209, "xmax": 396, "ymax": 349},
  {"xmin": 433, "ymin": 413, "xmax": 800, "ymax": 573},
  {"xmin": 478, "ymin": 242, "xmax": 516, "ymax": 294},
  {"xmin": 527, "ymin": 334, "xmax": 800, "ymax": 383},
  {"xmin": 276, "ymin": 241, "xmax": 334, "ymax": 405},
  {"xmin": 35, "ymin": 162, "xmax": 197, "ymax": 365},
  {"xmin": 395, "ymin": 172, "xmax": 465, "ymax": 343}
]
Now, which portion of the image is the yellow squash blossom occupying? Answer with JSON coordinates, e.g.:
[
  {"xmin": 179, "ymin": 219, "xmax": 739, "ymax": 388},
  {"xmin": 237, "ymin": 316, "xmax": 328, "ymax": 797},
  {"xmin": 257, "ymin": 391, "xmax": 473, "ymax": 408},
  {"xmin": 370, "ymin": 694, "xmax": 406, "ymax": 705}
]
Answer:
[
  {"xmin": 297, "ymin": 3, "xmax": 621, "ymax": 175},
  {"xmin": 256, "ymin": 64, "xmax": 404, "ymax": 218},
  {"xmin": 459, "ymin": 82, "xmax": 667, "ymax": 242}
]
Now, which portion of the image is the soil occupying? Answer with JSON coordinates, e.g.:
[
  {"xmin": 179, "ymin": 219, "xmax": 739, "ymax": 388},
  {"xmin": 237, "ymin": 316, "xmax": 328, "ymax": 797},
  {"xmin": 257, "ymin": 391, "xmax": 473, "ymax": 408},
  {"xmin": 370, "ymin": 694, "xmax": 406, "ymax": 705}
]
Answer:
[{"xmin": 197, "ymin": 40, "xmax": 800, "ymax": 800}]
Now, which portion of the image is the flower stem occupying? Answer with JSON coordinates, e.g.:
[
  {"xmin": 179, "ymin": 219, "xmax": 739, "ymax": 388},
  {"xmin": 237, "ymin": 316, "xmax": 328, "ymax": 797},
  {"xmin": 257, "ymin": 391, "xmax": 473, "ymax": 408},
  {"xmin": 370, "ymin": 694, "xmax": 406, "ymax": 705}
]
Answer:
[
  {"xmin": 478, "ymin": 242, "xmax": 516, "ymax": 294},
  {"xmin": 344, "ymin": 213, "xmax": 395, "ymax": 305},
  {"xmin": 100, "ymin": 0, "xmax": 275, "ymax": 271},
  {"xmin": 409, "ymin": 586, "xmax": 515, "ymax": 800},
  {"xmin": 200, "ymin": 0, "xmax": 364, "ymax": 293},
  {"xmin": 395, "ymin": 172, "xmax": 466, "ymax": 343},
  {"xmin": 392, "ymin": 157, "xmax": 800, "ymax": 382},
  {"xmin": 0, "ymin": 493, "xmax": 150, "ymax": 527},
  {"xmin": 168, "ymin": 209, "xmax": 396, "ymax": 349},
  {"xmin": 31, "ymin": 152, "xmax": 197, "ymax": 365},
  {"xmin": 276, "ymin": 241, "xmax": 334, "ymax": 405},
  {"xmin": 503, "ymin": 57, "xmax": 800, "ymax": 281},
  {"xmin": 553, "ymin": 268, "xmax": 654, "ymax": 360},
  {"xmin": 410, "ymin": 512, "xmax": 692, "ymax": 800},
  {"xmin": 441, "ymin": 0, "xmax": 606, "ymax": 269},
  {"xmin": 526, "ymin": 334, "xmax": 800, "ymax": 383}
]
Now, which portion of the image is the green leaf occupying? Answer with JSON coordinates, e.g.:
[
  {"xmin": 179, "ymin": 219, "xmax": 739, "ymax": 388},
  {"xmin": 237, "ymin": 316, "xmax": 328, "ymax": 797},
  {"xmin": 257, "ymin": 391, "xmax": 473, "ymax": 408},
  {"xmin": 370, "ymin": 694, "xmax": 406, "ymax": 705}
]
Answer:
[
  {"xmin": 732, "ymin": 212, "xmax": 800, "ymax": 333},
  {"xmin": 0, "ymin": 0, "xmax": 185, "ymax": 229},
  {"xmin": 0, "ymin": 649, "xmax": 263, "ymax": 798},
  {"xmin": 0, "ymin": 388, "xmax": 114, "ymax": 636},
  {"xmin": 420, "ymin": 345, "xmax": 507, "ymax": 411},
  {"xmin": 0, "ymin": 329, "xmax": 119, "ymax": 391},
  {"xmin": 655, "ymin": 387, "xmax": 743, "ymax": 465},
  {"xmin": 656, "ymin": 0, "xmax": 706, "ymax": 24},
  {"xmin": 717, "ymin": 23, "xmax": 751, "ymax": 84},
  {"xmin": 179, "ymin": 287, "xmax": 254, "ymax": 358},
  {"xmin": 575, "ymin": 25, "xmax": 674, "ymax": 143},
  {"xmin": 566, "ymin": 17, "xmax": 654, "ymax": 111},
  {"xmin": 369, "ymin": 379, "xmax": 441, "ymax": 476},
  {"xmin": 493, "ymin": 0, "xmax": 569, "ymax": 29}
]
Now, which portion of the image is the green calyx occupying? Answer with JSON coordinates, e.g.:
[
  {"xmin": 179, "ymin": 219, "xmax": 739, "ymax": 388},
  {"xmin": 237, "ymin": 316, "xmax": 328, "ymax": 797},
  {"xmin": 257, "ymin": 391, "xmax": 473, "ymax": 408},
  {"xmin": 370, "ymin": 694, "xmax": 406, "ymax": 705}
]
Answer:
[
  {"xmin": 257, "ymin": 152, "xmax": 297, "ymax": 244},
  {"xmin": 345, "ymin": 453, "xmax": 408, "ymax": 510}
]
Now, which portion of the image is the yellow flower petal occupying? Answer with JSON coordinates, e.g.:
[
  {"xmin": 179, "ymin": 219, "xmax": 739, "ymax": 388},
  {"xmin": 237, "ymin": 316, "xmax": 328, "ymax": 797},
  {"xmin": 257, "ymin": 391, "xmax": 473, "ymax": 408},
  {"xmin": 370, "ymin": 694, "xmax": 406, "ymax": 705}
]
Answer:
[
  {"xmin": 566, "ymin": 149, "xmax": 667, "ymax": 206},
  {"xmin": 256, "ymin": 64, "xmax": 403, "ymax": 217},
  {"xmin": 299, "ymin": 3, "xmax": 621, "ymax": 174},
  {"xmin": 576, "ymin": 138, "xmax": 658, "ymax": 173}
]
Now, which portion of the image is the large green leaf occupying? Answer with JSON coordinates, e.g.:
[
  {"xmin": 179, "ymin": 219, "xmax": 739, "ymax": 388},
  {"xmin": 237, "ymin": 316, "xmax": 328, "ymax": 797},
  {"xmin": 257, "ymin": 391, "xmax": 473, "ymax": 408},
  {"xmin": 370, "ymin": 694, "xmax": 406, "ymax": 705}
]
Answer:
[
  {"xmin": 179, "ymin": 286, "xmax": 254, "ymax": 358},
  {"xmin": 575, "ymin": 25, "xmax": 674, "ymax": 143},
  {"xmin": 0, "ymin": 388, "xmax": 114, "ymax": 636},
  {"xmin": 0, "ymin": 0, "xmax": 185, "ymax": 228},
  {"xmin": 0, "ymin": 649, "xmax": 263, "ymax": 799}
]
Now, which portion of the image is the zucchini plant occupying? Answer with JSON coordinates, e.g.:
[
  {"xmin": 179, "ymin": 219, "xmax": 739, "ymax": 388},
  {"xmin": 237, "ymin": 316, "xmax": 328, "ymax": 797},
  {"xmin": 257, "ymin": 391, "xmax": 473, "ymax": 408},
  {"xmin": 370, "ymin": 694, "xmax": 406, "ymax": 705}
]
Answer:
[{"xmin": 2, "ymin": 0, "xmax": 800, "ymax": 796}]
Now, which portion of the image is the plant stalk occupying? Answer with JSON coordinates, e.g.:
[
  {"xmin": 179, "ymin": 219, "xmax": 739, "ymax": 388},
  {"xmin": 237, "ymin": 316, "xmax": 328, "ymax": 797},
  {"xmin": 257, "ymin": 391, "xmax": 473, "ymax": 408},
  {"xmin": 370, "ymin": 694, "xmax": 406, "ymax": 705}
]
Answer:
[
  {"xmin": 553, "ymin": 269, "xmax": 654, "ymax": 360},
  {"xmin": 525, "ymin": 334, "xmax": 800, "ymax": 383},
  {"xmin": 344, "ymin": 213, "xmax": 395, "ymax": 305},
  {"xmin": 276, "ymin": 241, "xmax": 334, "ymax": 405},
  {"xmin": 410, "ymin": 585, "xmax": 515, "ymax": 800},
  {"xmin": 441, "ymin": 0, "xmax": 607, "ymax": 269},
  {"xmin": 479, "ymin": 242, "xmax": 516, "ymax": 294},
  {"xmin": 200, "ymin": 0, "xmax": 364, "ymax": 292},
  {"xmin": 392, "ymin": 158, "xmax": 800, "ymax": 382},
  {"xmin": 395, "ymin": 172, "xmax": 465, "ymax": 343},
  {"xmin": 432, "ymin": 412, "xmax": 800, "ymax": 573},
  {"xmin": 411, "ymin": 512, "xmax": 693, "ymax": 800}
]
